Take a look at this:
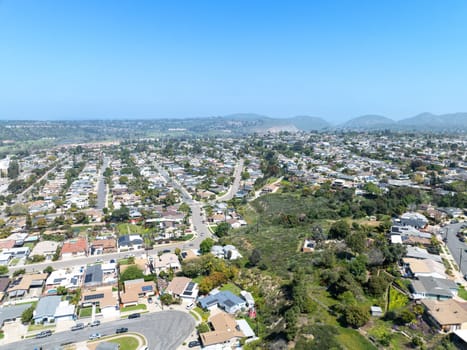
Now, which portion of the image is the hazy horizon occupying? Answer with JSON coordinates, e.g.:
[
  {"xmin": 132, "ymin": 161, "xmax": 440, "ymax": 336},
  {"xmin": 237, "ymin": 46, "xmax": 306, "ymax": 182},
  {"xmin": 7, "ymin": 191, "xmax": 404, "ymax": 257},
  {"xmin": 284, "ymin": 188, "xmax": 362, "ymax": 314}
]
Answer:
[{"xmin": 1, "ymin": 1, "xmax": 467, "ymax": 121}]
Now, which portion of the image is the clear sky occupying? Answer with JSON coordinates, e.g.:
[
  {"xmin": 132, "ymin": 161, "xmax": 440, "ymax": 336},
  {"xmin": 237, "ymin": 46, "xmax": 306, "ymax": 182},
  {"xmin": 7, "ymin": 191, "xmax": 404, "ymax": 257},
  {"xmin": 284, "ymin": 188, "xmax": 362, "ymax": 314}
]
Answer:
[{"xmin": 1, "ymin": 0, "xmax": 467, "ymax": 122}]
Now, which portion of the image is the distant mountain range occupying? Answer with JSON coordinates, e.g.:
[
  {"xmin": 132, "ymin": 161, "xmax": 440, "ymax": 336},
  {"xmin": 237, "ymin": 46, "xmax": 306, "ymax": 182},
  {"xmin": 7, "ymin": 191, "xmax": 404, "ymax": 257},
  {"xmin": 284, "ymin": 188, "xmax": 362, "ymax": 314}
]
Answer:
[{"xmin": 220, "ymin": 112, "xmax": 467, "ymax": 132}]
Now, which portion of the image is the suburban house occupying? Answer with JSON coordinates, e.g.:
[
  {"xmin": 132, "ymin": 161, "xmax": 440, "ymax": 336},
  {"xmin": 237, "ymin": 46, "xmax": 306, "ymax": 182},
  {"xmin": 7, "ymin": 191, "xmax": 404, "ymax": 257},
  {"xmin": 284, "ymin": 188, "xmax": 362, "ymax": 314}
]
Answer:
[
  {"xmin": 81, "ymin": 286, "xmax": 120, "ymax": 319},
  {"xmin": 198, "ymin": 290, "xmax": 247, "ymax": 314},
  {"xmin": 120, "ymin": 279, "xmax": 156, "ymax": 307},
  {"xmin": 410, "ymin": 276, "xmax": 459, "ymax": 300},
  {"xmin": 7, "ymin": 273, "xmax": 48, "ymax": 299},
  {"xmin": 45, "ymin": 266, "xmax": 84, "ymax": 293},
  {"xmin": 90, "ymin": 238, "xmax": 117, "ymax": 255},
  {"xmin": 199, "ymin": 312, "xmax": 245, "ymax": 349},
  {"xmin": 150, "ymin": 253, "xmax": 181, "ymax": 274},
  {"xmin": 165, "ymin": 276, "xmax": 199, "ymax": 301},
  {"xmin": 0, "ymin": 303, "xmax": 32, "ymax": 327},
  {"xmin": 31, "ymin": 241, "xmax": 60, "ymax": 260},
  {"xmin": 423, "ymin": 299, "xmax": 467, "ymax": 332},
  {"xmin": 84, "ymin": 265, "xmax": 104, "ymax": 288},
  {"xmin": 33, "ymin": 296, "xmax": 75, "ymax": 324},
  {"xmin": 403, "ymin": 258, "xmax": 448, "ymax": 279},
  {"xmin": 399, "ymin": 212, "xmax": 429, "ymax": 228},
  {"xmin": 117, "ymin": 234, "xmax": 143, "ymax": 251},
  {"xmin": 61, "ymin": 237, "xmax": 88, "ymax": 259}
]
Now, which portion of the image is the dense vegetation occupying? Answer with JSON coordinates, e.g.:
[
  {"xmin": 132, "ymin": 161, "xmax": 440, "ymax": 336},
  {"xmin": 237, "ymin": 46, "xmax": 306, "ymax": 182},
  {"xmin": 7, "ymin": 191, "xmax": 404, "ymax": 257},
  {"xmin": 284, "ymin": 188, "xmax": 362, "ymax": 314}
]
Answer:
[{"xmin": 221, "ymin": 185, "xmax": 456, "ymax": 350}]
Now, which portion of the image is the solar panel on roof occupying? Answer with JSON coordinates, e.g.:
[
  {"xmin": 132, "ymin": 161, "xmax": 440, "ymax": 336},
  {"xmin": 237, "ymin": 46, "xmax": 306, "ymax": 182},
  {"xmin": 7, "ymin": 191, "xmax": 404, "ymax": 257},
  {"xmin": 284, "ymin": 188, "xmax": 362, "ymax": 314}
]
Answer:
[
  {"xmin": 84, "ymin": 293, "xmax": 104, "ymax": 301},
  {"xmin": 84, "ymin": 274, "xmax": 93, "ymax": 283},
  {"xmin": 182, "ymin": 291, "xmax": 193, "ymax": 296},
  {"xmin": 185, "ymin": 282, "xmax": 194, "ymax": 292},
  {"xmin": 141, "ymin": 285, "xmax": 153, "ymax": 292}
]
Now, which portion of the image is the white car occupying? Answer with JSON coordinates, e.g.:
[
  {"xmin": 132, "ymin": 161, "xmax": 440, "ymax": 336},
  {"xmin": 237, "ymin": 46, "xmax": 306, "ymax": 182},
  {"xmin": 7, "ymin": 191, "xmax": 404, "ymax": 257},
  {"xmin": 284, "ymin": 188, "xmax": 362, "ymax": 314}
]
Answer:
[
  {"xmin": 89, "ymin": 333, "xmax": 101, "ymax": 340},
  {"xmin": 186, "ymin": 302, "xmax": 195, "ymax": 310}
]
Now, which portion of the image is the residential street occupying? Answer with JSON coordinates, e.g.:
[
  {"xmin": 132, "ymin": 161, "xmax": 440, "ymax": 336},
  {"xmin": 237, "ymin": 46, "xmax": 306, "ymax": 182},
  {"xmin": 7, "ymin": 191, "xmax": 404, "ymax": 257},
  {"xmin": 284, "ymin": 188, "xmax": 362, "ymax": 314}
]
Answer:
[
  {"xmin": 216, "ymin": 158, "xmax": 244, "ymax": 202},
  {"xmin": 0, "ymin": 311, "xmax": 195, "ymax": 350},
  {"xmin": 444, "ymin": 222, "xmax": 467, "ymax": 276}
]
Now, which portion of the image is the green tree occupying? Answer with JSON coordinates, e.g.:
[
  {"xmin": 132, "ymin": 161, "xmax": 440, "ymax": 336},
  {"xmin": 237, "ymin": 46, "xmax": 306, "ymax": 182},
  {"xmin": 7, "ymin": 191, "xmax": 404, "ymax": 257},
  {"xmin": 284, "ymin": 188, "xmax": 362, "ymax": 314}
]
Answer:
[
  {"xmin": 248, "ymin": 249, "xmax": 261, "ymax": 267},
  {"xmin": 120, "ymin": 265, "xmax": 144, "ymax": 282},
  {"xmin": 0, "ymin": 265, "xmax": 8, "ymax": 275},
  {"xmin": 7, "ymin": 160, "xmax": 20, "ymax": 179},
  {"xmin": 199, "ymin": 238, "xmax": 215, "ymax": 254},
  {"xmin": 21, "ymin": 305, "xmax": 35, "ymax": 324},
  {"xmin": 367, "ymin": 274, "xmax": 390, "ymax": 297},
  {"xmin": 329, "ymin": 220, "xmax": 351, "ymax": 240},
  {"xmin": 43, "ymin": 266, "xmax": 54, "ymax": 274},
  {"xmin": 343, "ymin": 305, "xmax": 370, "ymax": 328},
  {"xmin": 214, "ymin": 222, "xmax": 230, "ymax": 237}
]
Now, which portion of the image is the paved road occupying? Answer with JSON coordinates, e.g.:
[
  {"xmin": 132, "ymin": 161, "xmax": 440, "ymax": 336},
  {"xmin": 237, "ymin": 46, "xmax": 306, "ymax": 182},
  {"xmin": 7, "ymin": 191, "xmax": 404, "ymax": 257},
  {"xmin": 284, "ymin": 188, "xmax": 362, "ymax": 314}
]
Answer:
[
  {"xmin": 444, "ymin": 222, "xmax": 467, "ymax": 275},
  {"xmin": 216, "ymin": 159, "xmax": 244, "ymax": 202},
  {"xmin": 0, "ymin": 311, "xmax": 195, "ymax": 350},
  {"xmin": 96, "ymin": 157, "xmax": 110, "ymax": 210}
]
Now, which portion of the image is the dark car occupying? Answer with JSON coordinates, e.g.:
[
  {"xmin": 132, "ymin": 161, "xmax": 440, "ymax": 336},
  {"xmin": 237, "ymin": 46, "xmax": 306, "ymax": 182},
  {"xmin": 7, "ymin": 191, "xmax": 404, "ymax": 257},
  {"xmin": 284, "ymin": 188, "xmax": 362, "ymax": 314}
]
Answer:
[
  {"xmin": 35, "ymin": 330, "xmax": 52, "ymax": 338},
  {"xmin": 116, "ymin": 327, "xmax": 128, "ymax": 334},
  {"xmin": 188, "ymin": 340, "xmax": 201, "ymax": 348},
  {"xmin": 71, "ymin": 323, "xmax": 85, "ymax": 331},
  {"xmin": 128, "ymin": 313, "xmax": 141, "ymax": 319}
]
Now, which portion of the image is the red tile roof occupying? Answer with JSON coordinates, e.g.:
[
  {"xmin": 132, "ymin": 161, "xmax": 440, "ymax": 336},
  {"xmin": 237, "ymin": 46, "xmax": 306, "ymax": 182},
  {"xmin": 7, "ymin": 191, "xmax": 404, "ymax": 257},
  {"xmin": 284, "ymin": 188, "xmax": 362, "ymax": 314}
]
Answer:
[{"xmin": 61, "ymin": 237, "xmax": 88, "ymax": 254}]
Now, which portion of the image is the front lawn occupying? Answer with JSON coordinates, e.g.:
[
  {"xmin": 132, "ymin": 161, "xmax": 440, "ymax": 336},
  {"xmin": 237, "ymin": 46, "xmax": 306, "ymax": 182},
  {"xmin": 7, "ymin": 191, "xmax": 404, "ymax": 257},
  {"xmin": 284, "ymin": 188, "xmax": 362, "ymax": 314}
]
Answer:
[
  {"xmin": 458, "ymin": 286, "xmax": 467, "ymax": 300},
  {"xmin": 121, "ymin": 304, "xmax": 147, "ymax": 313},
  {"xmin": 79, "ymin": 306, "xmax": 100, "ymax": 317},
  {"xmin": 108, "ymin": 336, "xmax": 139, "ymax": 350},
  {"xmin": 193, "ymin": 306, "xmax": 210, "ymax": 322},
  {"xmin": 28, "ymin": 324, "xmax": 55, "ymax": 332}
]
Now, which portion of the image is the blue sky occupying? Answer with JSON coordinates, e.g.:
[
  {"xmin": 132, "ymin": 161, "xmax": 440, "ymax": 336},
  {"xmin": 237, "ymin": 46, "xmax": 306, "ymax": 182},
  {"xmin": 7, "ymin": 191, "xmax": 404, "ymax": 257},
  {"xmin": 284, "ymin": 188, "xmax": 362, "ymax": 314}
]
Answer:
[{"xmin": 1, "ymin": 0, "xmax": 467, "ymax": 122}]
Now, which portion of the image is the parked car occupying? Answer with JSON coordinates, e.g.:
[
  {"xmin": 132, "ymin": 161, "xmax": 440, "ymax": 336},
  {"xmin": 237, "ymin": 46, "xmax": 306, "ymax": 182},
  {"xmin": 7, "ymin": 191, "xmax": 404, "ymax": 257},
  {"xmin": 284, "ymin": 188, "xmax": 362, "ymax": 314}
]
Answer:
[
  {"xmin": 71, "ymin": 323, "xmax": 85, "ymax": 331},
  {"xmin": 188, "ymin": 340, "xmax": 201, "ymax": 348},
  {"xmin": 89, "ymin": 320, "xmax": 101, "ymax": 327},
  {"xmin": 116, "ymin": 327, "xmax": 128, "ymax": 334},
  {"xmin": 89, "ymin": 333, "xmax": 101, "ymax": 340},
  {"xmin": 148, "ymin": 297, "xmax": 153, "ymax": 303},
  {"xmin": 35, "ymin": 330, "xmax": 52, "ymax": 338},
  {"xmin": 128, "ymin": 313, "xmax": 141, "ymax": 319},
  {"xmin": 110, "ymin": 259, "xmax": 116, "ymax": 263},
  {"xmin": 162, "ymin": 249, "xmax": 171, "ymax": 254}
]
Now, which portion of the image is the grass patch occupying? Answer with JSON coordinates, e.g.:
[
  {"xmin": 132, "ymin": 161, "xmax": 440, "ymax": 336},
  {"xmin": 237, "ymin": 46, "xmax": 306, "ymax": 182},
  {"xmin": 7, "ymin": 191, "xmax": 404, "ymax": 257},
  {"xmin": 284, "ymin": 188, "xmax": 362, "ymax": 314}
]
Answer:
[
  {"xmin": 9, "ymin": 258, "xmax": 20, "ymax": 266},
  {"xmin": 107, "ymin": 336, "xmax": 140, "ymax": 350},
  {"xmin": 28, "ymin": 324, "xmax": 55, "ymax": 332},
  {"xmin": 388, "ymin": 287, "xmax": 409, "ymax": 311},
  {"xmin": 220, "ymin": 282, "xmax": 241, "ymax": 295},
  {"xmin": 194, "ymin": 306, "xmax": 210, "ymax": 322},
  {"xmin": 79, "ymin": 306, "xmax": 100, "ymax": 317},
  {"xmin": 121, "ymin": 304, "xmax": 147, "ymax": 313},
  {"xmin": 118, "ymin": 258, "xmax": 129, "ymax": 265},
  {"xmin": 117, "ymin": 223, "xmax": 149, "ymax": 235},
  {"xmin": 459, "ymin": 286, "xmax": 467, "ymax": 300},
  {"xmin": 337, "ymin": 327, "xmax": 377, "ymax": 350},
  {"xmin": 190, "ymin": 311, "xmax": 201, "ymax": 321}
]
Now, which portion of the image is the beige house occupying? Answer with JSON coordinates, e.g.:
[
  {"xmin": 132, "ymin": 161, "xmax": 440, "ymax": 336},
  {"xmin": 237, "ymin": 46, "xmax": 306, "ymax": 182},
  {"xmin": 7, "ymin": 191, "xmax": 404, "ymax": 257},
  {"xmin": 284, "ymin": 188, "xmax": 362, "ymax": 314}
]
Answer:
[
  {"xmin": 120, "ymin": 279, "xmax": 156, "ymax": 307},
  {"xmin": 81, "ymin": 286, "xmax": 120, "ymax": 319},
  {"xmin": 200, "ymin": 312, "xmax": 245, "ymax": 348},
  {"xmin": 423, "ymin": 299, "xmax": 467, "ymax": 332}
]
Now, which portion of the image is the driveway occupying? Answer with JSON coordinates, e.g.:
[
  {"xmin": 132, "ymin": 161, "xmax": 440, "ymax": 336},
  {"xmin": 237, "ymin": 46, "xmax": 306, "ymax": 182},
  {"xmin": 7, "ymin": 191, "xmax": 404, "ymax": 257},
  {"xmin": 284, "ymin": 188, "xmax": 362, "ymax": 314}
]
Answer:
[{"xmin": 0, "ymin": 311, "xmax": 195, "ymax": 350}]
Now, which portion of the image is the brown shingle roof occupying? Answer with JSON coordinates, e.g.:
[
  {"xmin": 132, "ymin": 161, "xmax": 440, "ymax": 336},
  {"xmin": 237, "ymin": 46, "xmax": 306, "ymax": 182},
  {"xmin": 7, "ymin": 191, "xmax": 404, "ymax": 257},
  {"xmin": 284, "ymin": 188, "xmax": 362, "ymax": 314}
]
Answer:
[{"xmin": 200, "ymin": 312, "xmax": 244, "ymax": 346}]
